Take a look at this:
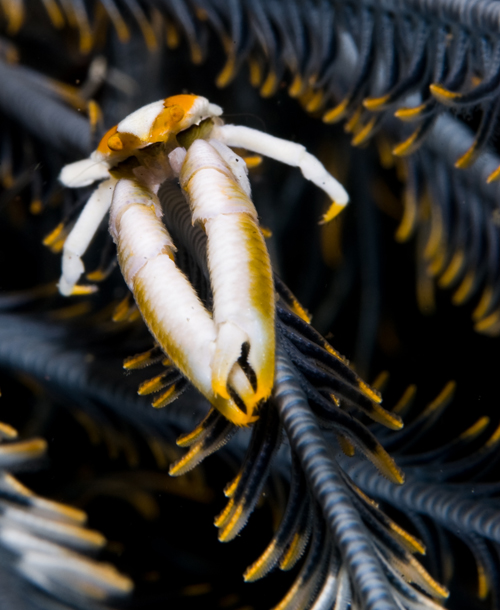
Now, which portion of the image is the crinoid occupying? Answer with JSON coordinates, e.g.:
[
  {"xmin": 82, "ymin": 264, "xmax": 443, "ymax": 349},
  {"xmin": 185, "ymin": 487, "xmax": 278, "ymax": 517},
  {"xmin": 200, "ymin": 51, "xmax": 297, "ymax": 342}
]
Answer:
[{"xmin": 1, "ymin": 2, "xmax": 500, "ymax": 610}]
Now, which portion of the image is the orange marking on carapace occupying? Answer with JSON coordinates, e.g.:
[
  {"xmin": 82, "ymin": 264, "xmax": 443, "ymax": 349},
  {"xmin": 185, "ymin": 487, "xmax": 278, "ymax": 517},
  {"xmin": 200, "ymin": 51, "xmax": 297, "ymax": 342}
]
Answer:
[
  {"xmin": 97, "ymin": 95, "xmax": 202, "ymax": 157},
  {"xmin": 163, "ymin": 94, "xmax": 198, "ymax": 114},
  {"xmin": 150, "ymin": 105, "xmax": 185, "ymax": 141}
]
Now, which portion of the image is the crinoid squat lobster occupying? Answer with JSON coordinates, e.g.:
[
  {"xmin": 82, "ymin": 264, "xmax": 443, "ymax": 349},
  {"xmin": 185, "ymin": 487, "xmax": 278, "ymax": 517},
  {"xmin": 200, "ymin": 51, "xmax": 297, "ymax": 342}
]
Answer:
[{"xmin": 57, "ymin": 93, "xmax": 349, "ymax": 426}]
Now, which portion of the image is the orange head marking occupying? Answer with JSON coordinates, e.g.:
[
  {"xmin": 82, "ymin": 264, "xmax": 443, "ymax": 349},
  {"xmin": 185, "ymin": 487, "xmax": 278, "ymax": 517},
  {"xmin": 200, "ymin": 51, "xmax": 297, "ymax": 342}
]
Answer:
[
  {"xmin": 163, "ymin": 94, "xmax": 222, "ymax": 133},
  {"xmin": 151, "ymin": 105, "xmax": 186, "ymax": 141},
  {"xmin": 164, "ymin": 94, "xmax": 199, "ymax": 115},
  {"xmin": 169, "ymin": 105, "xmax": 185, "ymax": 122},
  {"xmin": 94, "ymin": 95, "xmax": 222, "ymax": 160}
]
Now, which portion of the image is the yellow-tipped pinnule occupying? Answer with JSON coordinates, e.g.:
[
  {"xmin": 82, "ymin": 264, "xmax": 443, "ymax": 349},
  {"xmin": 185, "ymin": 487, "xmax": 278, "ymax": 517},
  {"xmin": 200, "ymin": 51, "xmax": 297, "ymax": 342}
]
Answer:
[
  {"xmin": 363, "ymin": 93, "xmax": 390, "ymax": 111},
  {"xmin": 394, "ymin": 103, "xmax": 428, "ymax": 121},
  {"xmin": 430, "ymin": 83, "xmax": 461, "ymax": 105}
]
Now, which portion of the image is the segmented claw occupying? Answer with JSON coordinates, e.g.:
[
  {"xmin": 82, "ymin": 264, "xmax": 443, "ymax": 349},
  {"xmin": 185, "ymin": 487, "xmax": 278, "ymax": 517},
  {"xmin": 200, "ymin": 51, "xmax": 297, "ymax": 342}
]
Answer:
[
  {"xmin": 178, "ymin": 139, "xmax": 275, "ymax": 414},
  {"xmin": 110, "ymin": 178, "xmax": 258, "ymax": 425}
]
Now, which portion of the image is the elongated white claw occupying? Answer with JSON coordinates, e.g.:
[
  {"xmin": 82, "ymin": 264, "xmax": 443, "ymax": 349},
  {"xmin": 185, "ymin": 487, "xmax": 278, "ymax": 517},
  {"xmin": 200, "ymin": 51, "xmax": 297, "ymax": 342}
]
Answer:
[
  {"xmin": 212, "ymin": 322, "xmax": 249, "ymax": 400},
  {"xmin": 180, "ymin": 140, "xmax": 276, "ymax": 417},
  {"xmin": 112, "ymin": 178, "xmax": 258, "ymax": 426}
]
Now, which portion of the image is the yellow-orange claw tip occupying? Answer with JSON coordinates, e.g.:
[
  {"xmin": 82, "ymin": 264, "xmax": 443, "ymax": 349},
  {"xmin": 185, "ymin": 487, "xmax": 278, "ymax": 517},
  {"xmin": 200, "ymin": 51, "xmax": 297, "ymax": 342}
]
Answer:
[
  {"xmin": 233, "ymin": 412, "xmax": 259, "ymax": 427},
  {"xmin": 319, "ymin": 201, "xmax": 344, "ymax": 224},
  {"xmin": 211, "ymin": 377, "xmax": 231, "ymax": 400},
  {"xmin": 429, "ymin": 83, "xmax": 461, "ymax": 104},
  {"xmin": 213, "ymin": 400, "xmax": 257, "ymax": 427}
]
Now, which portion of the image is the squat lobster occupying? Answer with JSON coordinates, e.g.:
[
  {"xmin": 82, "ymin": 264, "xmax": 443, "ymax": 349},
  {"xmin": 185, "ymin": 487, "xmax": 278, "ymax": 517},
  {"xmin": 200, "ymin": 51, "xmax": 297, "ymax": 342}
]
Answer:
[{"xmin": 57, "ymin": 94, "xmax": 349, "ymax": 426}]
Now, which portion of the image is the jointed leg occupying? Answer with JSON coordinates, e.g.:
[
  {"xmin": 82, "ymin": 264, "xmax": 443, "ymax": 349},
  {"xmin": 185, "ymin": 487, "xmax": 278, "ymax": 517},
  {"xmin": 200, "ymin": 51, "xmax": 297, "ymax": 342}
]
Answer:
[
  {"xmin": 212, "ymin": 123, "xmax": 349, "ymax": 220},
  {"xmin": 58, "ymin": 177, "xmax": 117, "ymax": 296}
]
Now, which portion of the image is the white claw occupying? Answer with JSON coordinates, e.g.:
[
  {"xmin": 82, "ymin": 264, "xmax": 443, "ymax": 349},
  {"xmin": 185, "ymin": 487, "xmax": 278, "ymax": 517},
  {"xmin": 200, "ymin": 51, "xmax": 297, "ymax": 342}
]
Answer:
[
  {"xmin": 112, "ymin": 178, "xmax": 258, "ymax": 426},
  {"xmin": 180, "ymin": 140, "xmax": 276, "ymax": 413},
  {"xmin": 212, "ymin": 322, "xmax": 249, "ymax": 400}
]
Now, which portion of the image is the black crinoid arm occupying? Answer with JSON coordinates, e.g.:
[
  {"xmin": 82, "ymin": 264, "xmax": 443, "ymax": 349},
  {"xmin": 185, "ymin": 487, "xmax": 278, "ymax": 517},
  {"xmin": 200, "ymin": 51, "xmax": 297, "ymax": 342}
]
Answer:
[{"xmin": 155, "ymin": 181, "xmax": 447, "ymax": 610}]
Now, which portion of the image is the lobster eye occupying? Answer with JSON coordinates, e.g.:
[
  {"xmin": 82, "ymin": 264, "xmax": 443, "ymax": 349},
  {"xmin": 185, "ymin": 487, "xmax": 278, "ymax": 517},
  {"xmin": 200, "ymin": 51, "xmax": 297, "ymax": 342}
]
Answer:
[
  {"xmin": 106, "ymin": 132, "xmax": 141, "ymax": 153},
  {"xmin": 107, "ymin": 134, "xmax": 124, "ymax": 151}
]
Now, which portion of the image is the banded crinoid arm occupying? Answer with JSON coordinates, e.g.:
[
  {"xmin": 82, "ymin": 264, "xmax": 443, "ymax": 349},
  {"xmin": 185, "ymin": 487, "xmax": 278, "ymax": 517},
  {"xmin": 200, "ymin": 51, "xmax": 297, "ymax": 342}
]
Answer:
[
  {"xmin": 152, "ymin": 231, "xmax": 447, "ymax": 609},
  {"xmin": 174, "ymin": 138, "xmax": 275, "ymax": 411},
  {"xmin": 272, "ymin": 345, "xmax": 448, "ymax": 610},
  {"xmin": 0, "ymin": 306, "xmax": 444, "ymax": 610},
  {"xmin": 342, "ymin": 381, "xmax": 500, "ymax": 604},
  {"xmin": 109, "ymin": 177, "xmax": 257, "ymax": 426},
  {"xmin": 157, "ymin": 180, "xmax": 415, "ymax": 535},
  {"xmin": 0, "ymin": 419, "xmax": 132, "ymax": 608}
]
